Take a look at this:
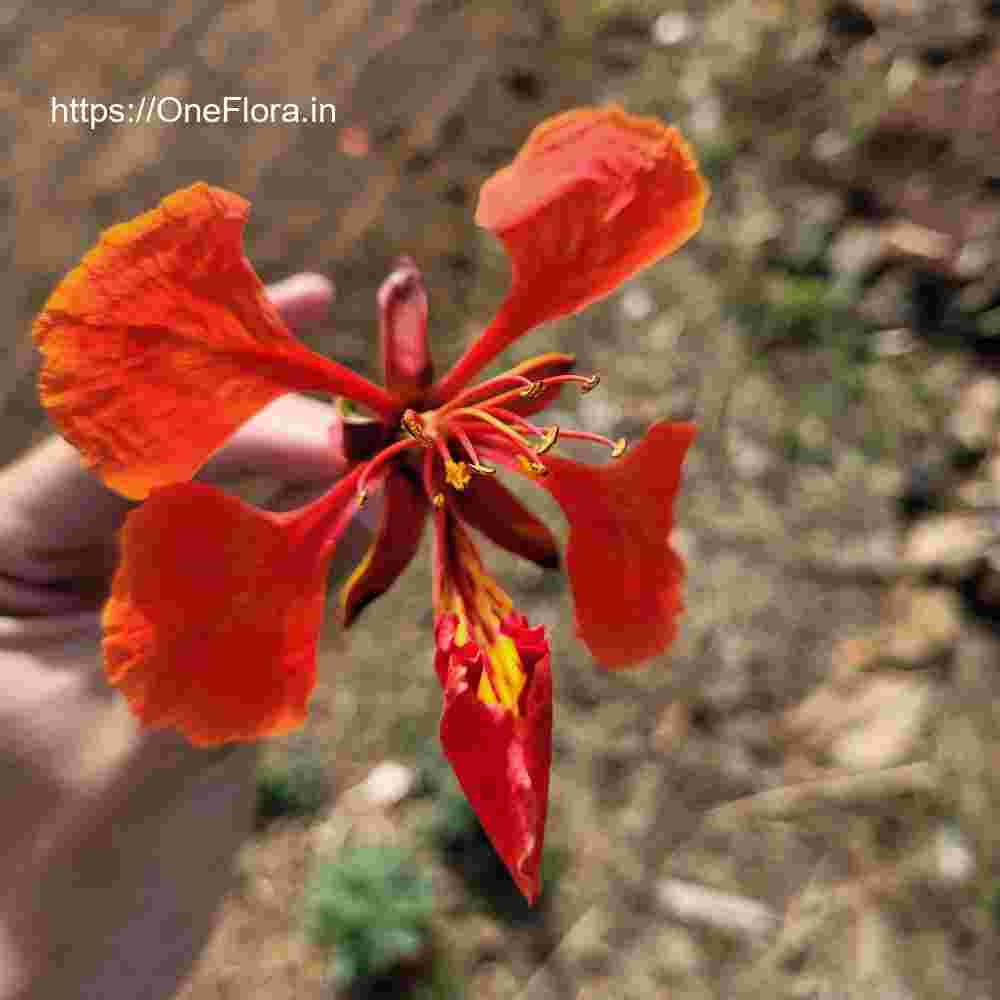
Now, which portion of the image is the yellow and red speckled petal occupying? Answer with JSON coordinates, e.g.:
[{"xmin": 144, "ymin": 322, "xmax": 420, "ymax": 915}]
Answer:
[
  {"xmin": 432, "ymin": 107, "xmax": 708, "ymax": 401},
  {"xmin": 435, "ymin": 612, "xmax": 552, "ymax": 903},
  {"xmin": 34, "ymin": 183, "xmax": 396, "ymax": 500}
]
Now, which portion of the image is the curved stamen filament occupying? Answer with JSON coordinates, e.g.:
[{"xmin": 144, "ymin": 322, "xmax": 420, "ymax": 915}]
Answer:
[
  {"xmin": 525, "ymin": 373, "xmax": 600, "ymax": 394},
  {"xmin": 356, "ymin": 437, "xmax": 422, "ymax": 506},
  {"xmin": 401, "ymin": 408, "xmax": 429, "ymax": 442},
  {"xmin": 448, "ymin": 407, "xmax": 535, "ymax": 451},
  {"xmin": 423, "ymin": 447, "xmax": 445, "ymax": 508},
  {"xmin": 446, "ymin": 375, "xmax": 601, "ymax": 413},
  {"xmin": 481, "ymin": 373, "xmax": 602, "ymax": 412},
  {"xmin": 481, "ymin": 441, "xmax": 549, "ymax": 476},
  {"xmin": 454, "ymin": 427, "xmax": 495, "ymax": 474},
  {"xmin": 436, "ymin": 373, "xmax": 536, "ymax": 417},
  {"xmin": 433, "ymin": 435, "xmax": 453, "ymax": 468},
  {"xmin": 535, "ymin": 425, "xmax": 560, "ymax": 455},
  {"xmin": 482, "ymin": 407, "xmax": 559, "ymax": 453},
  {"xmin": 557, "ymin": 428, "xmax": 628, "ymax": 456},
  {"xmin": 447, "ymin": 407, "xmax": 546, "ymax": 469}
]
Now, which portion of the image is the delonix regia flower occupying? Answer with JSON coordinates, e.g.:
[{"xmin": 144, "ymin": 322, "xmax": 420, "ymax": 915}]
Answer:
[{"xmin": 33, "ymin": 106, "xmax": 707, "ymax": 902}]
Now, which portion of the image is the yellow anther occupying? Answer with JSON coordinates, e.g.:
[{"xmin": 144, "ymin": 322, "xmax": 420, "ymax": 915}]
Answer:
[
  {"xmin": 611, "ymin": 437, "xmax": 627, "ymax": 458},
  {"xmin": 534, "ymin": 425, "xmax": 560, "ymax": 455},
  {"xmin": 469, "ymin": 462, "xmax": 496, "ymax": 475},
  {"xmin": 518, "ymin": 381, "xmax": 545, "ymax": 400},
  {"xmin": 516, "ymin": 454, "xmax": 548, "ymax": 477},
  {"xmin": 401, "ymin": 409, "xmax": 427, "ymax": 442},
  {"xmin": 432, "ymin": 492, "xmax": 446, "ymax": 508},
  {"xmin": 581, "ymin": 374, "xmax": 601, "ymax": 393},
  {"xmin": 356, "ymin": 488, "xmax": 369, "ymax": 509},
  {"xmin": 445, "ymin": 459, "xmax": 471, "ymax": 491}
]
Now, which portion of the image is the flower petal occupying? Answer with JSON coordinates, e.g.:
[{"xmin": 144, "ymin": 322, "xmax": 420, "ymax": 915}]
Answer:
[
  {"xmin": 451, "ymin": 474, "xmax": 559, "ymax": 570},
  {"xmin": 433, "ymin": 107, "xmax": 708, "ymax": 400},
  {"xmin": 534, "ymin": 420, "xmax": 695, "ymax": 668},
  {"xmin": 34, "ymin": 183, "xmax": 397, "ymax": 499},
  {"xmin": 339, "ymin": 468, "xmax": 428, "ymax": 626},
  {"xmin": 379, "ymin": 257, "xmax": 433, "ymax": 404},
  {"xmin": 102, "ymin": 475, "xmax": 360, "ymax": 745},
  {"xmin": 436, "ymin": 612, "xmax": 552, "ymax": 903}
]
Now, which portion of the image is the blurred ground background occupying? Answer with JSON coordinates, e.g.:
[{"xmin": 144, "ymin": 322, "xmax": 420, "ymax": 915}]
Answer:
[{"xmin": 5, "ymin": 0, "xmax": 1000, "ymax": 997}]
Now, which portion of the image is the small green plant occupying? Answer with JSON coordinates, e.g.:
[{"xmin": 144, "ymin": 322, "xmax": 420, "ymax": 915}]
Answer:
[
  {"xmin": 304, "ymin": 845, "xmax": 436, "ymax": 994},
  {"xmin": 254, "ymin": 746, "xmax": 326, "ymax": 826},
  {"xmin": 979, "ymin": 878, "xmax": 1000, "ymax": 931},
  {"xmin": 752, "ymin": 273, "xmax": 864, "ymax": 353}
]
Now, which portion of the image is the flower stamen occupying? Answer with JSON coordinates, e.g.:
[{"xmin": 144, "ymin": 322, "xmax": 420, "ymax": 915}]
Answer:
[
  {"xmin": 356, "ymin": 437, "xmax": 422, "ymax": 507},
  {"xmin": 422, "ymin": 447, "xmax": 445, "ymax": 511},
  {"xmin": 555, "ymin": 428, "xmax": 628, "ymax": 456},
  {"xmin": 448, "ymin": 406, "xmax": 541, "ymax": 463},
  {"xmin": 453, "ymin": 427, "xmax": 496, "ymax": 475},
  {"xmin": 401, "ymin": 408, "xmax": 429, "ymax": 442},
  {"xmin": 437, "ymin": 373, "xmax": 536, "ymax": 416},
  {"xmin": 466, "ymin": 371, "xmax": 603, "ymax": 413},
  {"xmin": 515, "ymin": 454, "xmax": 549, "ymax": 477},
  {"xmin": 445, "ymin": 459, "xmax": 471, "ymax": 490},
  {"xmin": 467, "ymin": 406, "xmax": 560, "ymax": 457},
  {"xmin": 535, "ymin": 425, "xmax": 560, "ymax": 455}
]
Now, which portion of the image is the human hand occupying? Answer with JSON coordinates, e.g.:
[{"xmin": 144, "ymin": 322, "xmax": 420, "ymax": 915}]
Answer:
[{"xmin": 0, "ymin": 273, "xmax": 352, "ymax": 1000}]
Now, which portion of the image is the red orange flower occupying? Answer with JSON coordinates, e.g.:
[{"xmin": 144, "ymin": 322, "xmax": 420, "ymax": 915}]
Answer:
[{"xmin": 33, "ymin": 106, "xmax": 706, "ymax": 902}]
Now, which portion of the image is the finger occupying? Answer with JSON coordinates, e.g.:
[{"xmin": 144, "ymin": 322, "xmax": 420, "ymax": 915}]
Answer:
[
  {"xmin": 199, "ymin": 274, "xmax": 342, "ymax": 484},
  {"xmin": 0, "ymin": 274, "xmax": 341, "ymax": 594},
  {"xmin": 199, "ymin": 393, "xmax": 343, "ymax": 485},
  {"xmin": 267, "ymin": 272, "xmax": 335, "ymax": 332}
]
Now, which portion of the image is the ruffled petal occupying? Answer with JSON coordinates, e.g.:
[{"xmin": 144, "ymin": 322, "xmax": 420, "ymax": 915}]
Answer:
[
  {"xmin": 530, "ymin": 420, "xmax": 695, "ymax": 668},
  {"xmin": 34, "ymin": 183, "xmax": 397, "ymax": 499},
  {"xmin": 433, "ymin": 107, "xmax": 708, "ymax": 400},
  {"xmin": 339, "ymin": 468, "xmax": 428, "ymax": 626},
  {"xmin": 102, "ymin": 475, "xmax": 360, "ymax": 745},
  {"xmin": 436, "ymin": 612, "xmax": 552, "ymax": 903},
  {"xmin": 378, "ymin": 257, "xmax": 433, "ymax": 404},
  {"xmin": 451, "ymin": 474, "xmax": 559, "ymax": 570}
]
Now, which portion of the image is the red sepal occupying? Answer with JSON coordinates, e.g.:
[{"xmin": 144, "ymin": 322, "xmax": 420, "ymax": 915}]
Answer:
[
  {"xmin": 340, "ymin": 469, "xmax": 428, "ymax": 626},
  {"xmin": 379, "ymin": 257, "xmax": 433, "ymax": 405},
  {"xmin": 451, "ymin": 474, "xmax": 559, "ymax": 570}
]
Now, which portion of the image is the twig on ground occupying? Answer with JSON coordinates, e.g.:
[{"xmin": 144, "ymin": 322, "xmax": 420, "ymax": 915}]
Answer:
[{"xmin": 705, "ymin": 762, "xmax": 939, "ymax": 828}]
